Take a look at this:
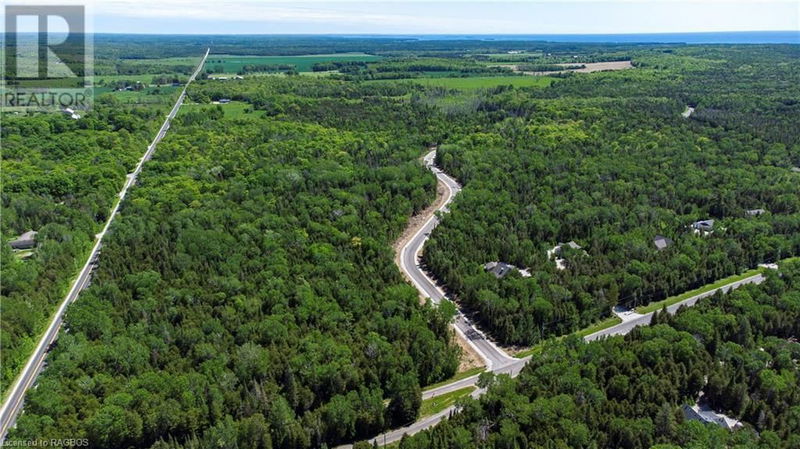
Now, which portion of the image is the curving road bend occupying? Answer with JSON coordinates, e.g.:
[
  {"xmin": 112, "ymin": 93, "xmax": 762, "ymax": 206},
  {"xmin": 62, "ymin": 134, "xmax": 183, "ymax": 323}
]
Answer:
[
  {"xmin": 0, "ymin": 49, "xmax": 210, "ymax": 441},
  {"xmin": 335, "ymin": 150, "xmax": 526, "ymax": 448},
  {"xmin": 400, "ymin": 151, "xmax": 517, "ymax": 371},
  {"xmin": 337, "ymin": 150, "xmax": 768, "ymax": 448}
]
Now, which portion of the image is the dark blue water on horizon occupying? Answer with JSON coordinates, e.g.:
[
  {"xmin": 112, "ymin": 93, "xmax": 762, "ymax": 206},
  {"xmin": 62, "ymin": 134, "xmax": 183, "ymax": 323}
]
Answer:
[{"xmin": 347, "ymin": 31, "xmax": 799, "ymax": 44}]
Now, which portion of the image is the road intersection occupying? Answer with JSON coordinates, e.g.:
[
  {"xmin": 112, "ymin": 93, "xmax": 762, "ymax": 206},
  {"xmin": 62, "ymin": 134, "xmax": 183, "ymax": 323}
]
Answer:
[{"xmin": 338, "ymin": 148, "xmax": 768, "ymax": 447}]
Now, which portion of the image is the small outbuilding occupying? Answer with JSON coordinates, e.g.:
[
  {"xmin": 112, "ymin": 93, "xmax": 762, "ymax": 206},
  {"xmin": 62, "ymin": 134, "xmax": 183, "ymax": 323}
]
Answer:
[
  {"xmin": 9, "ymin": 230, "xmax": 38, "ymax": 250},
  {"xmin": 745, "ymin": 209, "xmax": 766, "ymax": 217},
  {"xmin": 653, "ymin": 235, "xmax": 673, "ymax": 251}
]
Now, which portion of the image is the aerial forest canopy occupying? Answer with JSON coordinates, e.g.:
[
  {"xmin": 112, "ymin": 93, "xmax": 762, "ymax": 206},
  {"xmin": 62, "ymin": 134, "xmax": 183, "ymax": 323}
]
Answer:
[
  {"xmin": 422, "ymin": 45, "xmax": 800, "ymax": 345},
  {"xmin": 1, "ymin": 99, "xmax": 172, "ymax": 392},
  {"xmin": 3, "ymin": 37, "xmax": 799, "ymax": 449},
  {"xmin": 8, "ymin": 77, "xmax": 461, "ymax": 448},
  {"xmin": 398, "ymin": 259, "xmax": 800, "ymax": 449}
]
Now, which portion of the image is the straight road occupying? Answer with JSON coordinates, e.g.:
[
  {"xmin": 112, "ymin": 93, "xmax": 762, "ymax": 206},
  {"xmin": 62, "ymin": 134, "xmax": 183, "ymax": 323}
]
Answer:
[
  {"xmin": 0, "ymin": 49, "xmax": 210, "ymax": 441},
  {"xmin": 585, "ymin": 272, "xmax": 765, "ymax": 341}
]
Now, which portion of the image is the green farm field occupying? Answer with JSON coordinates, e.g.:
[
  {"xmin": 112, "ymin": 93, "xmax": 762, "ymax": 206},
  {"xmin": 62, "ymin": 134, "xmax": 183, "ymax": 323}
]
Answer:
[
  {"xmin": 95, "ymin": 73, "xmax": 187, "ymax": 84},
  {"xmin": 94, "ymin": 86, "xmax": 181, "ymax": 104},
  {"xmin": 181, "ymin": 101, "xmax": 254, "ymax": 118},
  {"xmin": 206, "ymin": 52, "xmax": 381, "ymax": 73}
]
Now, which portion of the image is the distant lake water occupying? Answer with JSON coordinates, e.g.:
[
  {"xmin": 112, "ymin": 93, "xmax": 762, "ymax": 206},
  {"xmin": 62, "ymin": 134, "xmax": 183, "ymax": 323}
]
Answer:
[{"xmin": 387, "ymin": 31, "xmax": 800, "ymax": 44}]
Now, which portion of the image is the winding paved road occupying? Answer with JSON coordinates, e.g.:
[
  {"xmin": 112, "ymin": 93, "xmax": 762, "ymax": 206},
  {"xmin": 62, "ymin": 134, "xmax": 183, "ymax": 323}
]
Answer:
[
  {"xmin": 337, "ymin": 149, "xmax": 768, "ymax": 448},
  {"xmin": 400, "ymin": 151, "xmax": 517, "ymax": 371},
  {"xmin": 0, "ymin": 49, "xmax": 210, "ymax": 441}
]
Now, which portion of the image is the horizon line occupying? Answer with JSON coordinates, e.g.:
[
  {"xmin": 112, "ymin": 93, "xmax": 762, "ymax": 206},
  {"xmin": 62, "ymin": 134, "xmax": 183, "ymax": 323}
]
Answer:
[{"xmin": 86, "ymin": 30, "xmax": 799, "ymax": 36}]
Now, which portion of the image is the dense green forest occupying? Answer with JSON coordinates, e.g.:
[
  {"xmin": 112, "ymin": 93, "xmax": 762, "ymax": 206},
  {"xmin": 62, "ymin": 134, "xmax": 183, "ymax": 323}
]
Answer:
[
  {"xmin": 422, "ymin": 45, "xmax": 800, "ymax": 345},
  {"xmin": 397, "ymin": 259, "xmax": 800, "ymax": 449},
  {"xmin": 0, "ymin": 97, "xmax": 172, "ymax": 393},
  {"xmin": 5, "ymin": 37, "xmax": 800, "ymax": 449},
  {"xmin": 8, "ymin": 77, "xmax": 461, "ymax": 448}
]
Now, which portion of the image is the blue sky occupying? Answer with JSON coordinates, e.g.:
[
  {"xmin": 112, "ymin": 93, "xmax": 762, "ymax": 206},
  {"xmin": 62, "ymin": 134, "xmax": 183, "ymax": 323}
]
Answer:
[{"xmin": 32, "ymin": 1, "xmax": 800, "ymax": 34}]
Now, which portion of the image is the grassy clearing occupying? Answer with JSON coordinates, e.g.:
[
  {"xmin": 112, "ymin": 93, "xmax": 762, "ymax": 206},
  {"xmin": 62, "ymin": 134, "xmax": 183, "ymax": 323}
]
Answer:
[
  {"xmin": 513, "ymin": 315, "xmax": 623, "ymax": 359},
  {"xmin": 411, "ymin": 76, "xmax": 555, "ymax": 90},
  {"xmin": 576, "ymin": 316, "xmax": 624, "ymax": 338},
  {"xmin": 419, "ymin": 386, "xmax": 476, "ymax": 417},
  {"xmin": 119, "ymin": 56, "xmax": 201, "ymax": 66},
  {"xmin": 94, "ymin": 86, "xmax": 181, "ymax": 105},
  {"xmin": 635, "ymin": 268, "xmax": 764, "ymax": 314},
  {"xmin": 181, "ymin": 101, "xmax": 254, "ymax": 119},
  {"xmin": 95, "ymin": 73, "xmax": 186, "ymax": 85},
  {"xmin": 206, "ymin": 53, "xmax": 381, "ymax": 73},
  {"xmin": 423, "ymin": 366, "xmax": 485, "ymax": 392}
]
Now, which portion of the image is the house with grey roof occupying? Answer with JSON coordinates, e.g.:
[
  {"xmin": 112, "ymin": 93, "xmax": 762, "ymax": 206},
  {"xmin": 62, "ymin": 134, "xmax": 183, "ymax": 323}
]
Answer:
[
  {"xmin": 484, "ymin": 262, "xmax": 513, "ymax": 279},
  {"xmin": 692, "ymin": 219, "xmax": 714, "ymax": 231},
  {"xmin": 691, "ymin": 219, "xmax": 715, "ymax": 236},
  {"xmin": 483, "ymin": 262, "xmax": 531, "ymax": 279},
  {"xmin": 653, "ymin": 235, "xmax": 673, "ymax": 251},
  {"xmin": 9, "ymin": 230, "xmax": 38, "ymax": 250},
  {"xmin": 745, "ymin": 209, "xmax": 766, "ymax": 217},
  {"xmin": 682, "ymin": 402, "xmax": 742, "ymax": 431}
]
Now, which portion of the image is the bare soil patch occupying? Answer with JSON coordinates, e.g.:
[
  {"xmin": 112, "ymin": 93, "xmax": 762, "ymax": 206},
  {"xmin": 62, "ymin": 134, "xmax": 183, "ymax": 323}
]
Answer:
[
  {"xmin": 454, "ymin": 332, "xmax": 485, "ymax": 371},
  {"xmin": 507, "ymin": 60, "xmax": 634, "ymax": 76},
  {"xmin": 565, "ymin": 60, "xmax": 634, "ymax": 73}
]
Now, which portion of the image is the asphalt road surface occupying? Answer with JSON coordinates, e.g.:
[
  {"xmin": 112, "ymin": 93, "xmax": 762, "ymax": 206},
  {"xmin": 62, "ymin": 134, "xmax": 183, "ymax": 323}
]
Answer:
[
  {"xmin": 336, "ymin": 151, "xmax": 768, "ymax": 448},
  {"xmin": 399, "ymin": 151, "xmax": 516, "ymax": 370},
  {"xmin": 335, "ymin": 151, "xmax": 524, "ymax": 448},
  {"xmin": 585, "ymin": 273, "xmax": 765, "ymax": 341},
  {"xmin": 0, "ymin": 49, "xmax": 210, "ymax": 441}
]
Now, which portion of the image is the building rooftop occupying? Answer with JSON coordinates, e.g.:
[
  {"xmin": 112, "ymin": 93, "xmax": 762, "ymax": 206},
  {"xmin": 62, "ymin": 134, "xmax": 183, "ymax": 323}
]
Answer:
[
  {"xmin": 682, "ymin": 402, "xmax": 742, "ymax": 431},
  {"xmin": 9, "ymin": 230, "xmax": 38, "ymax": 250},
  {"xmin": 654, "ymin": 235, "xmax": 673, "ymax": 250},
  {"xmin": 483, "ymin": 261, "xmax": 530, "ymax": 279},
  {"xmin": 692, "ymin": 219, "xmax": 715, "ymax": 229}
]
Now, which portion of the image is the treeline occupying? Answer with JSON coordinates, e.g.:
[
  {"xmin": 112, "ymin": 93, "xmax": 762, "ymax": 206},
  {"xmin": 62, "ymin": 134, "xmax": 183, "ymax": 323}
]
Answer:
[
  {"xmin": 186, "ymin": 76, "xmax": 456, "ymax": 138},
  {"xmin": 516, "ymin": 63, "xmax": 585, "ymax": 72},
  {"xmin": 9, "ymin": 77, "xmax": 461, "ymax": 448},
  {"xmin": 397, "ymin": 260, "xmax": 800, "ymax": 449},
  {"xmin": 0, "ymin": 99, "xmax": 166, "ymax": 393},
  {"xmin": 421, "ymin": 45, "xmax": 800, "ymax": 345},
  {"xmin": 328, "ymin": 58, "xmax": 513, "ymax": 81}
]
